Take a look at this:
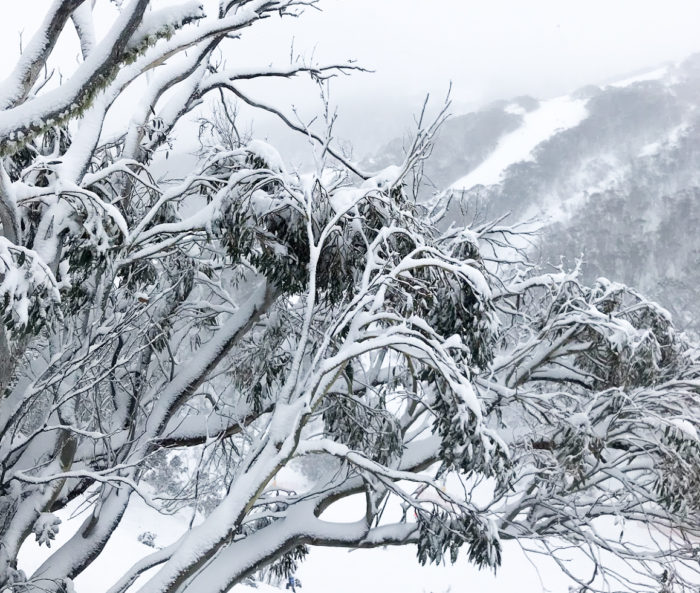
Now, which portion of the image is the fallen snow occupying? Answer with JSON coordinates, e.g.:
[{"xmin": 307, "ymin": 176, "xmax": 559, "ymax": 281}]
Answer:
[
  {"xmin": 18, "ymin": 491, "xmax": 287, "ymax": 593},
  {"xmin": 504, "ymin": 103, "xmax": 527, "ymax": 116},
  {"xmin": 247, "ymin": 139, "xmax": 286, "ymax": 173},
  {"xmin": 329, "ymin": 187, "xmax": 363, "ymax": 215},
  {"xmin": 522, "ymin": 152, "xmax": 624, "ymax": 226},
  {"xmin": 362, "ymin": 164, "xmax": 403, "ymax": 190},
  {"xmin": 607, "ymin": 65, "xmax": 669, "ymax": 89},
  {"xmin": 18, "ymin": 472, "xmax": 669, "ymax": 593},
  {"xmin": 451, "ymin": 95, "xmax": 589, "ymax": 190},
  {"xmin": 671, "ymin": 418, "xmax": 699, "ymax": 441},
  {"xmin": 639, "ymin": 122, "xmax": 690, "ymax": 157}
]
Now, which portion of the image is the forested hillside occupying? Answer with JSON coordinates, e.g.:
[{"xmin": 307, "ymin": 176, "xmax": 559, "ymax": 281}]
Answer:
[{"xmin": 371, "ymin": 55, "xmax": 700, "ymax": 333}]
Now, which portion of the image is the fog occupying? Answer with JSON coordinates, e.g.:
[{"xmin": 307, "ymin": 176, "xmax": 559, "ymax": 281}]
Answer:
[
  {"xmin": 3, "ymin": 1, "xmax": 700, "ymax": 156},
  {"xmin": 228, "ymin": 0, "xmax": 700, "ymax": 154}
]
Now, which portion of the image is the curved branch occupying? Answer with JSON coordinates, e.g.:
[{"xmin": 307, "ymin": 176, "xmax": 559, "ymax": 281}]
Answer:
[{"xmin": 0, "ymin": 0, "xmax": 87, "ymax": 110}]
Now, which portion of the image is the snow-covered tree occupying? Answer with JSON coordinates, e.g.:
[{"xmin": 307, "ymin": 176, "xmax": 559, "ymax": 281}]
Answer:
[{"xmin": 0, "ymin": 3, "xmax": 698, "ymax": 593}]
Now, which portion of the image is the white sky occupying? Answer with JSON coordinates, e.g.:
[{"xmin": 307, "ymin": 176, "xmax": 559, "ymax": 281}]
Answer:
[
  {"xmin": 3, "ymin": 0, "xmax": 700, "ymax": 154},
  {"xmin": 234, "ymin": 0, "xmax": 700, "ymax": 151},
  {"xmin": 261, "ymin": 0, "xmax": 700, "ymax": 100}
]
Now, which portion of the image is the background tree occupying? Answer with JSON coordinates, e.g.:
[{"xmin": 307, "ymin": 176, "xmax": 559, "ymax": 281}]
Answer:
[{"xmin": 0, "ymin": 2, "xmax": 698, "ymax": 593}]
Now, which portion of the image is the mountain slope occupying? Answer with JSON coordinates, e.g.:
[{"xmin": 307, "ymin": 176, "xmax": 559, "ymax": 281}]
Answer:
[{"xmin": 371, "ymin": 55, "xmax": 700, "ymax": 332}]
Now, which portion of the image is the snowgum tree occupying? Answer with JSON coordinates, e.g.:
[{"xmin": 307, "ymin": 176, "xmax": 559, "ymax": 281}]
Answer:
[{"xmin": 0, "ymin": 2, "xmax": 698, "ymax": 593}]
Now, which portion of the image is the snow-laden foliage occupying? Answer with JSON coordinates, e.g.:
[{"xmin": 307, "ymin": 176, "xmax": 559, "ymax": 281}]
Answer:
[
  {"xmin": 0, "ymin": 238, "xmax": 60, "ymax": 334},
  {"xmin": 32, "ymin": 513, "xmax": 61, "ymax": 548},
  {"xmin": 0, "ymin": 3, "xmax": 698, "ymax": 593}
]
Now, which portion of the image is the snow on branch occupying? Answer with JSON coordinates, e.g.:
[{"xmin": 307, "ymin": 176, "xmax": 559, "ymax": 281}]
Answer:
[{"xmin": 0, "ymin": 3, "xmax": 697, "ymax": 593}]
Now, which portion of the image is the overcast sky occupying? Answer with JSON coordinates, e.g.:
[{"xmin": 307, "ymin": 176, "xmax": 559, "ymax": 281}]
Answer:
[
  {"xmin": 233, "ymin": 0, "xmax": 700, "ymax": 153},
  {"xmin": 4, "ymin": 0, "xmax": 700, "ymax": 153},
  {"xmin": 259, "ymin": 0, "xmax": 700, "ymax": 100}
]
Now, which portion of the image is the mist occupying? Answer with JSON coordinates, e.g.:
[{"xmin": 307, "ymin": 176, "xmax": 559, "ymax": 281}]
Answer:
[
  {"xmin": 228, "ymin": 0, "xmax": 700, "ymax": 155},
  {"xmin": 3, "ymin": 1, "xmax": 700, "ymax": 159}
]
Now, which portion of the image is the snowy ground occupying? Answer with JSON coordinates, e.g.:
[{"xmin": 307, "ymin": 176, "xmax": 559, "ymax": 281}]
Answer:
[
  {"xmin": 17, "ymin": 456, "xmax": 646, "ymax": 593},
  {"xmin": 297, "ymin": 537, "xmax": 573, "ymax": 593},
  {"xmin": 19, "ymin": 491, "xmax": 576, "ymax": 593}
]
